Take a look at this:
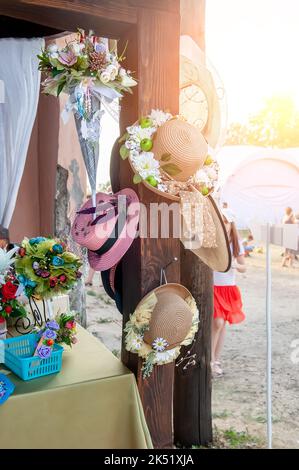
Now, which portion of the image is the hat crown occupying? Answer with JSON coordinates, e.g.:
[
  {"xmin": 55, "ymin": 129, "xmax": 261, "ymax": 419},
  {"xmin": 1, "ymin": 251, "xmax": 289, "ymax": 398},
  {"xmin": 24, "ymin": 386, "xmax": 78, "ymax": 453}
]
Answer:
[
  {"xmin": 143, "ymin": 291, "xmax": 193, "ymax": 350},
  {"xmin": 152, "ymin": 119, "xmax": 208, "ymax": 182}
]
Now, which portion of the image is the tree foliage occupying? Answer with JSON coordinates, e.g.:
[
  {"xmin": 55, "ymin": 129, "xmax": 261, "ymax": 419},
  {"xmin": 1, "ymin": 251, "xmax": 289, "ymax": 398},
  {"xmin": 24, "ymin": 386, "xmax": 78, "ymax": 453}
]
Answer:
[{"xmin": 226, "ymin": 95, "xmax": 299, "ymax": 148}]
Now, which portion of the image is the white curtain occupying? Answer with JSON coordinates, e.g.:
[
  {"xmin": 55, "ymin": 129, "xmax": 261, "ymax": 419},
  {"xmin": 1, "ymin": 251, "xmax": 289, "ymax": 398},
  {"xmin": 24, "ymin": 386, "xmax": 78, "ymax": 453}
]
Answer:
[{"xmin": 0, "ymin": 37, "xmax": 44, "ymax": 229}]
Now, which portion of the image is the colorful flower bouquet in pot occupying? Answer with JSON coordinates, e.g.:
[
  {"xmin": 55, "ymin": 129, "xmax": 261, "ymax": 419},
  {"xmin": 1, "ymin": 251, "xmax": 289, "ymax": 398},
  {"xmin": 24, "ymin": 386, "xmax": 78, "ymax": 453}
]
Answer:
[
  {"xmin": 14, "ymin": 237, "xmax": 82, "ymax": 300},
  {"xmin": 0, "ymin": 247, "xmax": 28, "ymax": 339}
]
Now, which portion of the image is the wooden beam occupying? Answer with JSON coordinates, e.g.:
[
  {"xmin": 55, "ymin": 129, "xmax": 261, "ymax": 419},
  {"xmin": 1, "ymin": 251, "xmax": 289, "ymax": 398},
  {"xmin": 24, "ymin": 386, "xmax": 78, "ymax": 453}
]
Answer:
[
  {"xmin": 116, "ymin": 3, "xmax": 181, "ymax": 448},
  {"xmin": 0, "ymin": 1, "xmax": 135, "ymax": 38},
  {"xmin": 173, "ymin": 0, "xmax": 212, "ymax": 447}
]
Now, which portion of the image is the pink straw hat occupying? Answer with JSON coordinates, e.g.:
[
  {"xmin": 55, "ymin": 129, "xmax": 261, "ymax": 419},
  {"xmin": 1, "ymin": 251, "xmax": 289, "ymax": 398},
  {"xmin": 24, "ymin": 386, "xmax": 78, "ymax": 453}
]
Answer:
[
  {"xmin": 72, "ymin": 188, "xmax": 140, "ymax": 271},
  {"xmin": 71, "ymin": 192, "xmax": 119, "ymax": 251}
]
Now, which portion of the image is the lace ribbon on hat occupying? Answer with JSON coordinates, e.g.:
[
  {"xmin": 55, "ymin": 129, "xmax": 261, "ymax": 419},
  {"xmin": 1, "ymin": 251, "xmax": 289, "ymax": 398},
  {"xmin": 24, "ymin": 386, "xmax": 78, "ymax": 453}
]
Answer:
[{"xmin": 179, "ymin": 190, "xmax": 217, "ymax": 249}]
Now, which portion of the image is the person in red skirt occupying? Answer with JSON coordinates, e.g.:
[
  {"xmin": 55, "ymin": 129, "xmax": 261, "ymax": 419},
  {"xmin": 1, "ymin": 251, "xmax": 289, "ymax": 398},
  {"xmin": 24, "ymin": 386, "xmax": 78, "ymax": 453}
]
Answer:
[{"xmin": 211, "ymin": 208, "xmax": 246, "ymax": 377}]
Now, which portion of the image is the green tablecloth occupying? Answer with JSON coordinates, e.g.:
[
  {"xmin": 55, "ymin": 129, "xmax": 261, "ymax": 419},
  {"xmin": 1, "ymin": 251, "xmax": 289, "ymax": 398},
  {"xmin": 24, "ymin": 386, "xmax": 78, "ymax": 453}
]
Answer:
[{"xmin": 0, "ymin": 326, "xmax": 152, "ymax": 449}]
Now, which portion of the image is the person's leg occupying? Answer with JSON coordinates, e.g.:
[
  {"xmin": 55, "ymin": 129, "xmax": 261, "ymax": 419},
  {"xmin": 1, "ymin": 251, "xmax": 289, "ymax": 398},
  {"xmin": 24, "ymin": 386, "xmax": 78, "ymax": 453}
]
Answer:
[
  {"xmin": 215, "ymin": 322, "xmax": 226, "ymax": 363},
  {"xmin": 211, "ymin": 317, "xmax": 225, "ymax": 363},
  {"xmin": 85, "ymin": 267, "xmax": 95, "ymax": 286}
]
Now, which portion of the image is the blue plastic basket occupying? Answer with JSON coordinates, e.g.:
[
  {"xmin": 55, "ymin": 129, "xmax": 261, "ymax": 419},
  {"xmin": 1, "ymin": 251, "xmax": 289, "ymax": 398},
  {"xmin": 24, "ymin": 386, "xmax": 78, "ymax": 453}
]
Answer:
[{"xmin": 3, "ymin": 334, "xmax": 64, "ymax": 381}]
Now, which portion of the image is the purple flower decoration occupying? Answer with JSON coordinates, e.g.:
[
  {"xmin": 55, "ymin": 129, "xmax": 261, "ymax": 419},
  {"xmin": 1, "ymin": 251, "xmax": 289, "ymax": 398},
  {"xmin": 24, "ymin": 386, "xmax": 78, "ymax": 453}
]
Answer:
[
  {"xmin": 37, "ymin": 345, "xmax": 52, "ymax": 359},
  {"xmin": 46, "ymin": 320, "xmax": 59, "ymax": 330},
  {"xmin": 43, "ymin": 328, "xmax": 57, "ymax": 340},
  {"xmin": 41, "ymin": 271, "xmax": 50, "ymax": 278},
  {"xmin": 58, "ymin": 50, "xmax": 77, "ymax": 66}
]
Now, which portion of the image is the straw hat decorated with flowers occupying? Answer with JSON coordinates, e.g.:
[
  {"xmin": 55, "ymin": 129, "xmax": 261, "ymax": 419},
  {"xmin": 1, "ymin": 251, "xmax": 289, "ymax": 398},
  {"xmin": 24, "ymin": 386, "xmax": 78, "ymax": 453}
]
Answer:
[
  {"xmin": 124, "ymin": 283, "xmax": 199, "ymax": 378},
  {"xmin": 119, "ymin": 109, "xmax": 231, "ymax": 272}
]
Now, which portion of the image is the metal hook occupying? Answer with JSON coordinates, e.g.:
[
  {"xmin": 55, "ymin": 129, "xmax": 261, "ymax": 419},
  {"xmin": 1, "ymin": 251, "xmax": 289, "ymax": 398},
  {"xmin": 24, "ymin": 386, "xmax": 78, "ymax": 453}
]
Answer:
[{"xmin": 159, "ymin": 257, "xmax": 178, "ymax": 286}]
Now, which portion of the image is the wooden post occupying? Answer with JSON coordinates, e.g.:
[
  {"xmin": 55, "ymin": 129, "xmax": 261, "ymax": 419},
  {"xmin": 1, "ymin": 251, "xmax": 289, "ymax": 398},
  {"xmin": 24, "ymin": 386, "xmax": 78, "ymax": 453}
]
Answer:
[
  {"xmin": 173, "ymin": 0, "xmax": 213, "ymax": 447},
  {"xmin": 116, "ymin": 3, "xmax": 181, "ymax": 449}
]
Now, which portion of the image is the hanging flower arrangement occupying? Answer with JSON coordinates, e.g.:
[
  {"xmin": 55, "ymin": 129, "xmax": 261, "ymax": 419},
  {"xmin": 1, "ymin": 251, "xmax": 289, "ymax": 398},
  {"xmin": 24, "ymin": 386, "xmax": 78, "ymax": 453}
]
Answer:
[
  {"xmin": 14, "ymin": 237, "xmax": 82, "ymax": 300},
  {"xmin": 38, "ymin": 30, "xmax": 137, "ymax": 99}
]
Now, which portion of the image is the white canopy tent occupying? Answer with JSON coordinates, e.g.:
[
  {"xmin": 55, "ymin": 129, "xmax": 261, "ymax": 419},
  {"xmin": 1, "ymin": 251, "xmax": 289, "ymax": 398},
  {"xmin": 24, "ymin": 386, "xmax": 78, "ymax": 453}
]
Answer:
[{"xmin": 217, "ymin": 146, "xmax": 299, "ymax": 229}]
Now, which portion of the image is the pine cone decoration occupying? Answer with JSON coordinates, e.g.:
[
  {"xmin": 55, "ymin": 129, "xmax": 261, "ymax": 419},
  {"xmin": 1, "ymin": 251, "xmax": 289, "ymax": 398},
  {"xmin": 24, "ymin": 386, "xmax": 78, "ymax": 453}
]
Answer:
[{"xmin": 89, "ymin": 52, "xmax": 107, "ymax": 72}]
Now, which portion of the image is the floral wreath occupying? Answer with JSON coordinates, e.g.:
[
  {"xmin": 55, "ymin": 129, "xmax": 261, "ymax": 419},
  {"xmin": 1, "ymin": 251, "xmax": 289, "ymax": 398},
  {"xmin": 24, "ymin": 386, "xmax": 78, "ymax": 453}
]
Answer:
[
  {"xmin": 124, "ymin": 291, "xmax": 199, "ymax": 378},
  {"xmin": 15, "ymin": 237, "xmax": 82, "ymax": 300},
  {"xmin": 119, "ymin": 109, "xmax": 219, "ymax": 197}
]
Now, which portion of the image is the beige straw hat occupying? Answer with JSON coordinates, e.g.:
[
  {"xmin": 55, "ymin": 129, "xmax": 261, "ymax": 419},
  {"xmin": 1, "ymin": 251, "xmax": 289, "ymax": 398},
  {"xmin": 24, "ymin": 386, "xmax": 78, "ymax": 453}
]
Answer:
[
  {"xmin": 125, "ymin": 282, "xmax": 199, "ymax": 378},
  {"xmin": 122, "ymin": 111, "xmax": 231, "ymax": 272},
  {"xmin": 152, "ymin": 118, "xmax": 208, "ymax": 182},
  {"xmin": 190, "ymin": 196, "xmax": 232, "ymax": 272},
  {"xmin": 142, "ymin": 285, "xmax": 193, "ymax": 350}
]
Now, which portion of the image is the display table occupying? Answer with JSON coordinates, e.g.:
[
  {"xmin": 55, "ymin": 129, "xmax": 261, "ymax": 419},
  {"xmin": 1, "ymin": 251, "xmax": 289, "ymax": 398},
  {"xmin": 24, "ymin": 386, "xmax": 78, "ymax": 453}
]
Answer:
[{"xmin": 0, "ymin": 326, "xmax": 152, "ymax": 449}]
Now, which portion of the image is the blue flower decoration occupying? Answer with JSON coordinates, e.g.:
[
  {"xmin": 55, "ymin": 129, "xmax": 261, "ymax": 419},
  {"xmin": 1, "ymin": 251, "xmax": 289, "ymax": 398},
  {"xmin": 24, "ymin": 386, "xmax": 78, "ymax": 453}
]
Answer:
[
  {"xmin": 52, "ymin": 244, "xmax": 63, "ymax": 254},
  {"xmin": 46, "ymin": 320, "xmax": 59, "ymax": 330},
  {"xmin": 43, "ymin": 329, "xmax": 57, "ymax": 340},
  {"xmin": 29, "ymin": 237, "xmax": 46, "ymax": 245},
  {"xmin": 37, "ymin": 345, "xmax": 52, "ymax": 359},
  {"xmin": 17, "ymin": 275, "xmax": 37, "ymax": 288},
  {"xmin": 52, "ymin": 256, "xmax": 64, "ymax": 267}
]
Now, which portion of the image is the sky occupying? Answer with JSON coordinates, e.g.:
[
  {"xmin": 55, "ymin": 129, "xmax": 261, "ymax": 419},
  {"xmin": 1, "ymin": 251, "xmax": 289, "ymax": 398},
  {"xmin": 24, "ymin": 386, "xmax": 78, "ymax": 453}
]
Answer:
[
  {"xmin": 97, "ymin": 0, "xmax": 299, "ymax": 184},
  {"xmin": 206, "ymin": 0, "xmax": 299, "ymax": 123}
]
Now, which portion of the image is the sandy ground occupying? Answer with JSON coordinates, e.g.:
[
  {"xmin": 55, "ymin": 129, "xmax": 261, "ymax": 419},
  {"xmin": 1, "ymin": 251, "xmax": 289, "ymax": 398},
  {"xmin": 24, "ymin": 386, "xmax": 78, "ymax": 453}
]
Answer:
[{"xmin": 85, "ymin": 246, "xmax": 299, "ymax": 449}]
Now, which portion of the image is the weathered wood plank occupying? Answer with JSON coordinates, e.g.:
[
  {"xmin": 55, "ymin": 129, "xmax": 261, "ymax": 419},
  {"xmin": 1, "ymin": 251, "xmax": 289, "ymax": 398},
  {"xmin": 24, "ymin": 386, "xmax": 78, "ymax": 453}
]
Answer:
[
  {"xmin": 116, "ymin": 4, "xmax": 180, "ymax": 448},
  {"xmin": 173, "ymin": 0, "xmax": 212, "ymax": 447},
  {"xmin": 0, "ymin": 1, "xmax": 135, "ymax": 38},
  {"xmin": 137, "ymin": 360, "xmax": 174, "ymax": 449},
  {"xmin": 174, "ymin": 245, "xmax": 213, "ymax": 446}
]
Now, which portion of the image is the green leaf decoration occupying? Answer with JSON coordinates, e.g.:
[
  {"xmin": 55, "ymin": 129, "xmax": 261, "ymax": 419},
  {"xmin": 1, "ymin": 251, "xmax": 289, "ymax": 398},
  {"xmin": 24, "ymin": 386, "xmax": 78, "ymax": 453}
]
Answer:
[
  {"xmin": 119, "ymin": 144, "xmax": 129, "ymax": 160},
  {"xmin": 133, "ymin": 174, "xmax": 142, "ymax": 184},
  {"xmin": 161, "ymin": 163, "xmax": 182, "ymax": 176},
  {"xmin": 118, "ymin": 132, "xmax": 129, "ymax": 144},
  {"xmin": 52, "ymin": 67, "xmax": 65, "ymax": 78},
  {"xmin": 160, "ymin": 153, "xmax": 172, "ymax": 162},
  {"xmin": 57, "ymin": 81, "xmax": 66, "ymax": 96}
]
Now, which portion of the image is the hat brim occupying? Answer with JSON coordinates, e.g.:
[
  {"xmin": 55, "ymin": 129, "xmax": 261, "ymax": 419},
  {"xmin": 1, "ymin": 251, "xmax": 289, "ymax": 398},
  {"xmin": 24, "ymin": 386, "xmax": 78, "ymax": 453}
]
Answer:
[
  {"xmin": 135, "ymin": 282, "xmax": 193, "ymax": 313},
  {"xmin": 88, "ymin": 188, "xmax": 140, "ymax": 271},
  {"xmin": 101, "ymin": 263, "xmax": 123, "ymax": 314},
  {"xmin": 190, "ymin": 196, "xmax": 231, "ymax": 272}
]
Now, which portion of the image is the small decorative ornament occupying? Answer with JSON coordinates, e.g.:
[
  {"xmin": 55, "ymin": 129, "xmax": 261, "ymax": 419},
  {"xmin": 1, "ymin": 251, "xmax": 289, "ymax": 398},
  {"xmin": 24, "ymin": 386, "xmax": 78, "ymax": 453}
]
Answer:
[
  {"xmin": 0, "ymin": 373, "xmax": 15, "ymax": 405},
  {"xmin": 34, "ymin": 313, "xmax": 78, "ymax": 356}
]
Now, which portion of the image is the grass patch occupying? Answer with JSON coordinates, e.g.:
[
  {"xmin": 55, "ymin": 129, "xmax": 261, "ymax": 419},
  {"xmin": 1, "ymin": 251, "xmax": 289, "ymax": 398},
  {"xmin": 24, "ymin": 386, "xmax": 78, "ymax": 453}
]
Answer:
[
  {"xmin": 190, "ymin": 426, "xmax": 264, "ymax": 449},
  {"xmin": 212, "ymin": 410, "xmax": 230, "ymax": 420},
  {"xmin": 96, "ymin": 318, "xmax": 113, "ymax": 324},
  {"xmin": 112, "ymin": 349, "xmax": 120, "ymax": 359},
  {"xmin": 97, "ymin": 293, "xmax": 114, "ymax": 305},
  {"xmin": 87, "ymin": 290, "xmax": 97, "ymax": 297}
]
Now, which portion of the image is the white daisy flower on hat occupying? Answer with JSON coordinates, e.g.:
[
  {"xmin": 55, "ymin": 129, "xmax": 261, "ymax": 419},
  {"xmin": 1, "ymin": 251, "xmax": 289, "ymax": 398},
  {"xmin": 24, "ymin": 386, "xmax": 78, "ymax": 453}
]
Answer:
[{"xmin": 152, "ymin": 337, "xmax": 169, "ymax": 352}]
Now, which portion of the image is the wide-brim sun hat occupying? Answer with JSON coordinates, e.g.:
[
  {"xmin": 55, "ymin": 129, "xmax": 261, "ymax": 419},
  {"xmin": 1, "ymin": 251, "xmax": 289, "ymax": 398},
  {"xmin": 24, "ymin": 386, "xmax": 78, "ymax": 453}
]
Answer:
[
  {"xmin": 125, "ymin": 282, "xmax": 200, "ymax": 378},
  {"xmin": 190, "ymin": 196, "xmax": 232, "ymax": 272},
  {"xmin": 88, "ymin": 188, "xmax": 140, "ymax": 271},
  {"xmin": 151, "ymin": 118, "xmax": 208, "ymax": 182},
  {"xmin": 71, "ymin": 188, "xmax": 140, "ymax": 271},
  {"xmin": 71, "ymin": 192, "xmax": 119, "ymax": 251},
  {"xmin": 120, "ymin": 111, "xmax": 231, "ymax": 272}
]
